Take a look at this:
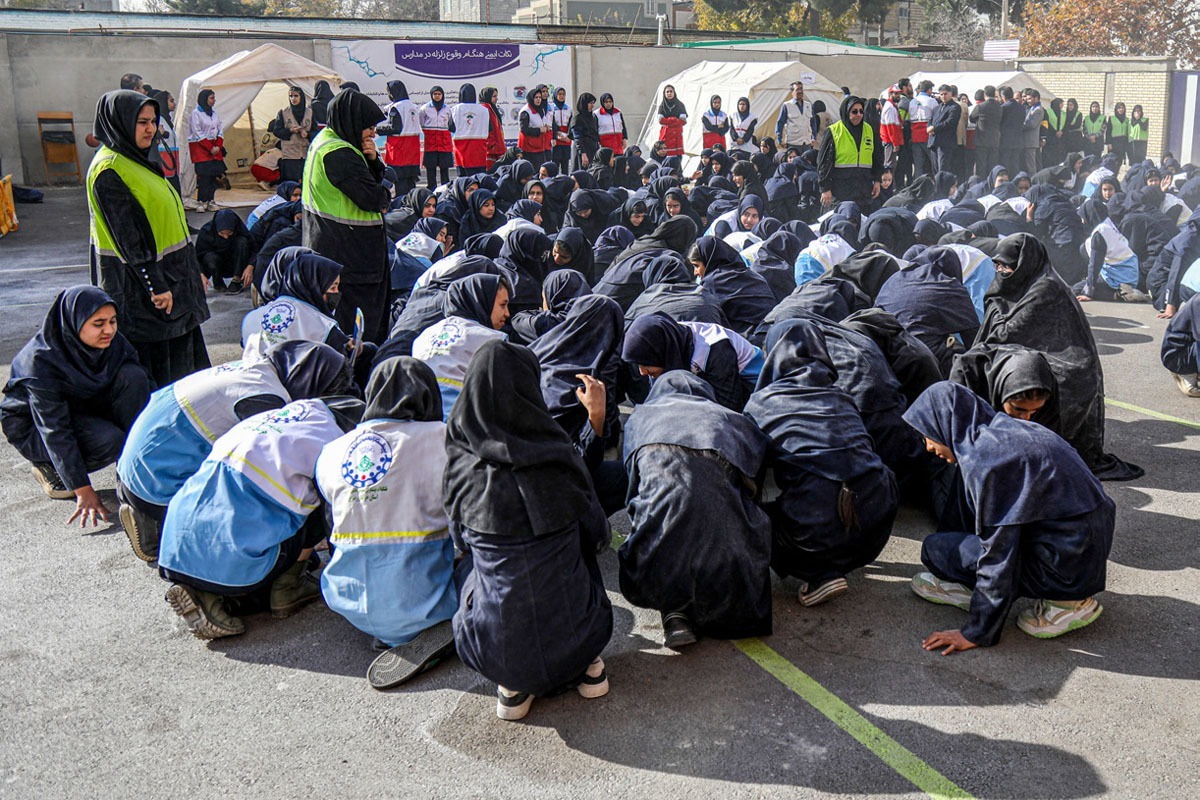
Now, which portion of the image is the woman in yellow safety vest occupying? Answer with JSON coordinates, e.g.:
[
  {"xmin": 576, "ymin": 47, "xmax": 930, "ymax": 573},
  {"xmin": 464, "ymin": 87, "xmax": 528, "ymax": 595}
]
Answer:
[
  {"xmin": 86, "ymin": 90, "xmax": 210, "ymax": 387},
  {"xmin": 816, "ymin": 96, "xmax": 884, "ymax": 210},
  {"xmin": 1105, "ymin": 102, "xmax": 1130, "ymax": 167},
  {"xmin": 1128, "ymin": 104, "xmax": 1150, "ymax": 164},
  {"xmin": 1082, "ymin": 101, "xmax": 1105, "ymax": 159}
]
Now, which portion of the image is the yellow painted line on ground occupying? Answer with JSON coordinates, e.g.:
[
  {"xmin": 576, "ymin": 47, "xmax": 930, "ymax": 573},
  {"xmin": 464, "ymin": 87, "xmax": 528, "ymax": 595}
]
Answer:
[
  {"xmin": 1105, "ymin": 398, "xmax": 1200, "ymax": 430},
  {"xmin": 733, "ymin": 638, "xmax": 974, "ymax": 800},
  {"xmin": 609, "ymin": 531, "xmax": 973, "ymax": 799}
]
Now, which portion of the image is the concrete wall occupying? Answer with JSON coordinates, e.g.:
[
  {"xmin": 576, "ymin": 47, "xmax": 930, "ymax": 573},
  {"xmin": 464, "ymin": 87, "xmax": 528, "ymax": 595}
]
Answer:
[
  {"xmin": 5, "ymin": 33, "xmax": 321, "ymax": 184},
  {"xmin": 1021, "ymin": 57, "xmax": 1175, "ymax": 160}
]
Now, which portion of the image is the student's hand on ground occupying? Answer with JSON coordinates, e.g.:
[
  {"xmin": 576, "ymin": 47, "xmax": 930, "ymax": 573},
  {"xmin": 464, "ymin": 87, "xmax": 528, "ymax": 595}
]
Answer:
[
  {"xmin": 575, "ymin": 374, "xmax": 606, "ymax": 436},
  {"xmin": 68, "ymin": 486, "xmax": 110, "ymax": 528},
  {"xmin": 1157, "ymin": 304, "xmax": 1177, "ymax": 320},
  {"xmin": 922, "ymin": 629, "xmax": 977, "ymax": 656},
  {"xmin": 1076, "ymin": 294, "xmax": 1092, "ymax": 303},
  {"xmin": 152, "ymin": 291, "xmax": 174, "ymax": 315},
  {"xmin": 241, "ymin": 265, "xmax": 254, "ymax": 287}
]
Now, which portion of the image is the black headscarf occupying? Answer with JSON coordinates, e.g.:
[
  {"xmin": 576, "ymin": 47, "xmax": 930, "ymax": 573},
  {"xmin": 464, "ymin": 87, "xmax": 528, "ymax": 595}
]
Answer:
[
  {"xmin": 261, "ymin": 249, "xmax": 343, "ymax": 316},
  {"xmin": 196, "ymin": 88, "xmax": 215, "ymax": 117},
  {"xmin": 621, "ymin": 312, "xmax": 693, "ymax": 371},
  {"xmin": 93, "ymin": 90, "xmax": 162, "ymax": 174},
  {"xmin": 444, "ymin": 273, "xmax": 502, "ymax": 327},
  {"xmin": 751, "ymin": 229, "xmax": 803, "ymax": 301},
  {"xmin": 989, "ymin": 231, "xmax": 1051, "ymax": 301},
  {"xmin": 828, "ymin": 250, "xmax": 901, "ymax": 301},
  {"xmin": 459, "ymin": 83, "xmax": 478, "ymax": 104},
  {"xmin": 327, "ymin": 89, "xmax": 385, "ymax": 147},
  {"xmin": 642, "ymin": 253, "xmax": 693, "ymax": 286},
  {"xmin": 8, "ymin": 286, "xmax": 139, "ymax": 396},
  {"xmin": 841, "ymin": 307, "xmax": 943, "ymax": 406},
  {"xmin": 617, "ymin": 215, "xmax": 698, "ymax": 260},
  {"xmin": 458, "ymin": 188, "xmax": 504, "ymax": 241},
  {"xmin": 949, "ymin": 343, "xmax": 1060, "ymax": 431},
  {"xmin": 552, "ymin": 227, "xmax": 595, "ymax": 278},
  {"xmin": 263, "ymin": 339, "xmax": 352, "ymax": 400},
  {"xmin": 695, "ymin": 236, "xmax": 777, "ymax": 334},
  {"xmin": 386, "ymin": 80, "xmax": 409, "ymax": 102},
  {"xmin": 363, "ymin": 355, "xmax": 442, "ymax": 422},
  {"xmin": 875, "ymin": 246, "xmax": 980, "ymax": 340},
  {"xmin": 430, "ymin": 85, "xmax": 446, "ymax": 112},
  {"xmin": 594, "ymin": 226, "xmax": 636, "ymax": 269},
  {"xmin": 497, "ymin": 228, "xmax": 554, "ymax": 311},
  {"xmin": 287, "ymin": 86, "xmax": 307, "ymax": 118},
  {"xmin": 507, "ymin": 199, "xmax": 542, "ymax": 223},
  {"xmin": 658, "ymin": 85, "xmax": 687, "ymax": 118},
  {"xmin": 744, "ymin": 318, "xmax": 882, "ymax": 482},
  {"xmin": 903, "ymin": 382, "xmax": 1108, "ymax": 526},
  {"xmin": 443, "ymin": 340, "xmax": 597, "ymax": 537}
]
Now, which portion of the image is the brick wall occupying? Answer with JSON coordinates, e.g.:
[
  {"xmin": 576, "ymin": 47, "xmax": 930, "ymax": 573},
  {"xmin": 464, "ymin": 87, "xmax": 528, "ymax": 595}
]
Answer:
[{"xmin": 1114, "ymin": 72, "xmax": 1170, "ymax": 159}]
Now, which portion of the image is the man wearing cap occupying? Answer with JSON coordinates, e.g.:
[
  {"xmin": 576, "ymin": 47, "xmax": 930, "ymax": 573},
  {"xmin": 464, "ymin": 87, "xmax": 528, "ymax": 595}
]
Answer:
[
  {"xmin": 775, "ymin": 81, "xmax": 817, "ymax": 150},
  {"xmin": 970, "ymin": 84, "xmax": 1003, "ymax": 177}
]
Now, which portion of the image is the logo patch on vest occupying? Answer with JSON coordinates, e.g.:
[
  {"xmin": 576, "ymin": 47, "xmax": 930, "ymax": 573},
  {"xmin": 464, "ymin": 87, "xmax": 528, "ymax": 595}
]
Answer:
[
  {"xmin": 416, "ymin": 319, "xmax": 465, "ymax": 358},
  {"xmin": 342, "ymin": 432, "xmax": 393, "ymax": 488},
  {"xmin": 262, "ymin": 301, "xmax": 297, "ymax": 334},
  {"xmin": 265, "ymin": 403, "xmax": 312, "ymax": 425}
]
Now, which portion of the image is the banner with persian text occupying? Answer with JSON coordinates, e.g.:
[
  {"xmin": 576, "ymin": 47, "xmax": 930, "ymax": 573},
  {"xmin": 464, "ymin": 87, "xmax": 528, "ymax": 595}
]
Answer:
[{"xmin": 330, "ymin": 41, "xmax": 574, "ymax": 144}]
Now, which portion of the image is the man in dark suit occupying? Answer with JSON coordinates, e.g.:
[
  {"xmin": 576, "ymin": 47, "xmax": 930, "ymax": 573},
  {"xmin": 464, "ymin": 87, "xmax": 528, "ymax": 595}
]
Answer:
[
  {"xmin": 929, "ymin": 84, "xmax": 962, "ymax": 176},
  {"xmin": 971, "ymin": 84, "xmax": 1003, "ymax": 177},
  {"xmin": 998, "ymin": 86, "xmax": 1025, "ymax": 175}
]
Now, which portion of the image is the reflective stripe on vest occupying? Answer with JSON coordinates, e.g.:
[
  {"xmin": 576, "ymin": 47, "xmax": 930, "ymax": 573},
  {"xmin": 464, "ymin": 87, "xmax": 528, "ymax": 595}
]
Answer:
[
  {"xmin": 87, "ymin": 147, "xmax": 190, "ymax": 263},
  {"xmin": 830, "ymin": 121, "xmax": 874, "ymax": 169},
  {"xmin": 302, "ymin": 128, "xmax": 384, "ymax": 227},
  {"xmin": 173, "ymin": 360, "xmax": 291, "ymax": 442}
]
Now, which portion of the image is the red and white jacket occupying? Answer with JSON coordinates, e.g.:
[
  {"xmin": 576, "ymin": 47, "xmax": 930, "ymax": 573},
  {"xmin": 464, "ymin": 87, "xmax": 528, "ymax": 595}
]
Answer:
[
  {"xmin": 880, "ymin": 100, "xmax": 904, "ymax": 147},
  {"xmin": 596, "ymin": 107, "xmax": 626, "ymax": 153},
  {"xmin": 382, "ymin": 98, "xmax": 421, "ymax": 168},
  {"xmin": 451, "ymin": 101, "xmax": 490, "ymax": 168},
  {"xmin": 419, "ymin": 102, "xmax": 453, "ymax": 153}
]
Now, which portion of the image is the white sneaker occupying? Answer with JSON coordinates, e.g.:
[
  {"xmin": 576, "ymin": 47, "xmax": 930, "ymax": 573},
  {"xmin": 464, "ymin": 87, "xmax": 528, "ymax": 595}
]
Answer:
[
  {"xmin": 910, "ymin": 572, "xmax": 972, "ymax": 611},
  {"xmin": 256, "ymin": 180, "xmax": 273, "ymax": 192},
  {"xmin": 798, "ymin": 577, "xmax": 849, "ymax": 607},
  {"xmin": 205, "ymin": 201, "xmax": 220, "ymax": 212},
  {"xmin": 575, "ymin": 657, "xmax": 609, "ymax": 699},
  {"xmin": 1171, "ymin": 373, "xmax": 1200, "ymax": 398},
  {"xmin": 1017, "ymin": 597, "xmax": 1103, "ymax": 638},
  {"xmin": 496, "ymin": 685, "xmax": 533, "ymax": 721}
]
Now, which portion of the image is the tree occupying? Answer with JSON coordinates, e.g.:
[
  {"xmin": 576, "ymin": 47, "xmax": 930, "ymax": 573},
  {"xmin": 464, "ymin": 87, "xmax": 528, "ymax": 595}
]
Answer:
[
  {"xmin": 165, "ymin": 0, "xmax": 267, "ymax": 13},
  {"xmin": 692, "ymin": 0, "xmax": 856, "ymax": 38},
  {"xmin": 916, "ymin": 0, "xmax": 987, "ymax": 58},
  {"xmin": 1021, "ymin": 0, "xmax": 1199, "ymax": 67}
]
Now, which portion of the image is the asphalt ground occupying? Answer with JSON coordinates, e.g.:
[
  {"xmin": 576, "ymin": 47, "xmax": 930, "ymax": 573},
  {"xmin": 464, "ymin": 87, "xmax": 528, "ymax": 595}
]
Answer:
[{"xmin": 0, "ymin": 188, "xmax": 1196, "ymax": 799}]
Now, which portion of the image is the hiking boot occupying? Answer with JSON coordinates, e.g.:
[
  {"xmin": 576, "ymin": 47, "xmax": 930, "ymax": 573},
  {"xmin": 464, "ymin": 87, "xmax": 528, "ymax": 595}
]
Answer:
[
  {"xmin": 119, "ymin": 502, "xmax": 159, "ymax": 562},
  {"xmin": 661, "ymin": 611, "xmax": 697, "ymax": 649},
  {"xmin": 1117, "ymin": 283, "xmax": 1151, "ymax": 303},
  {"xmin": 1171, "ymin": 373, "xmax": 1200, "ymax": 398},
  {"xmin": 225, "ymin": 280, "xmax": 245, "ymax": 295},
  {"xmin": 799, "ymin": 576, "xmax": 849, "ymax": 607},
  {"xmin": 575, "ymin": 657, "xmax": 610, "ymax": 699},
  {"xmin": 366, "ymin": 620, "xmax": 456, "ymax": 690},
  {"xmin": 496, "ymin": 686, "xmax": 534, "ymax": 721},
  {"xmin": 910, "ymin": 572, "xmax": 972, "ymax": 611},
  {"xmin": 165, "ymin": 583, "xmax": 245, "ymax": 639},
  {"xmin": 1017, "ymin": 597, "xmax": 1103, "ymax": 638},
  {"xmin": 269, "ymin": 559, "xmax": 323, "ymax": 619},
  {"xmin": 30, "ymin": 463, "xmax": 73, "ymax": 500}
]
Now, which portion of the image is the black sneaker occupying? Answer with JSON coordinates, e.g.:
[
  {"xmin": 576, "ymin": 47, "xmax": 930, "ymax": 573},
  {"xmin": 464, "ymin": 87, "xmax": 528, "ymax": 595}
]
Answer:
[
  {"xmin": 210, "ymin": 277, "xmax": 227, "ymax": 292},
  {"xmin": 30, "ymin": 463, "xmax": 73, "ymax": 500},
  {"xmin": 662, "ymin": 611, "xmax": 697, "ymax": 649},
  {"xmin": 496, "ymin": 686, "xmax": 533, "ymax": 721},
  {"xmin": 225, "ymin": 280, "xmax": 245, "ymax": 295},
  {"xmin": 366, "ymin": 620, "xmax": 456, "ymax": 690}
]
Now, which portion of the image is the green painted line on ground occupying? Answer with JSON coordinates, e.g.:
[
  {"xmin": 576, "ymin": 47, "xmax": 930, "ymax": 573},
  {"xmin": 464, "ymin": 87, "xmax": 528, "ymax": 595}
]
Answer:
[
  {"xmin": 1105, "ymin": 398, "xmax": 1200, "ymax": 430},
  {"xmin": 609, "ymin": 532, "xmax": 971, "ymax": 798},
  {"xmin": 733, "ymin": 638, "xmax": 975, "ymax": 800}
]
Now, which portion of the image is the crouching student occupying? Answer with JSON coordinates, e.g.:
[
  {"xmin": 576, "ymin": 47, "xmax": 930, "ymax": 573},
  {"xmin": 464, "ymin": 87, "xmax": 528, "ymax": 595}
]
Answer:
[
  {"xmin": 1075, "ymin": 197, "xmax": 1143, "ymax": 302},
  {"xmin": 745, "ymin": 319, "xmax": 898, "ymax": 607},
  {"xmin": 621, "ymin": 371, "xmax": 772, "ymax": 648},
  {"xmin": 243, "ymin": 248, "xmax": 348, "ymax": 360},
  {"xmin": 904, "ymin": 382, "xmax": 1115, "ymax": 653},
  {"xmin": 622, "ymin": 312, "xmax": 764, "ymax": 412},
  {"xmin": 317, "ymin": 357, "xmax": 459, "ymax": 689},
  {"xmin": 1, "ymin": 287, "xmax": 151, "ymax": 525},
  {"xmin": 159, "ymin": 395, "xmax": 364, "ymax": 639},
  {"xmin": 1161, "ymin": 294, "xmax": 1200, "ymax": 397},
  {"xmin": 446, "ymin": 341, "xmax": 612, "ymax": 721},
  {"xmin": 412, "ymin": 274, "xmax": 510, "ymax": 419},
  {"xmin": 116, "ymin": 341, "xmax": 350, "ymax": 562}
]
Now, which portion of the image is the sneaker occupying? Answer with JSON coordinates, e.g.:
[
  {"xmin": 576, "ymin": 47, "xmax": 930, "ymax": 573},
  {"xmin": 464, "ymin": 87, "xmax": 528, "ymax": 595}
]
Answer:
[
  {"xmin": 205, "ymin": 201, "xmax": 220, "ymax": 212},
  {"xmin": 269, "ymin": 559, "xmax": 323, "ymax": 619},
  {"xmin": 662, "ymin": 611, "xmax": 698, "ymax": 649},
  {"xmin": 225, "ymin": 280, "xmax": 245, "ymax": 295},
  {"xmin": 1171, "ymin": 373, "xmax": 1200, "ymax": 398},
  {"xmin": 256, "ymin": 180, "xmax": 273, "ymax": 192},
  {"xmin": 1117, "ymin": 283, "xmax": 1152, "ymax": 303},
  {"xmin": 575, "ymin": 657, "xmax": 610, "ymax": 699},
  {"xmin": 165, "ymin": 583, "xmax": 245, "ymax": 639},
  {"xmin": 30, "ymin": 463, "xmax": 73, "ymax": 500},
  {"xmin": 118, "ymin": 503, "xmax": 159, "ymax": 562},
  {"xmin": 496, "ymin": 685, "xmax": 534, "ymax": 721},
  {"xmin": 1017, "ymin": 597, "xmax": 1103, "ymax": 638},
  {"xmin": 799, "ymin": 576, "xmax": 849, "ymax": 607},
  {"xmin": 910, "ymin": 572, "xmax": 972, "ymax": 611},
  {"xmin": 209, "ymin": 276, "xmax": 226, "ymax": 292},
  {"xmin": 366, "ymin": 620, "xmax": 456, "ymax": 690}
]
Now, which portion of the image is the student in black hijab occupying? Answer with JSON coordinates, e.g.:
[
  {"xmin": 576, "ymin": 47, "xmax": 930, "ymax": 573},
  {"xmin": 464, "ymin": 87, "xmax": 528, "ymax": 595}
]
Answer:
[
  {"xmin": 593, "ymin": 226, "xmax": 635, "ymax": 273},
  {"xmin": 749, "ymin": 229, "xmax": 802, "ymax": 302},
  {"xmin": 625, "ymin": 254, "xmax": 727, "ymax": 329},
  {"xmin": 861, "ymin": 207, "xmax": 918, "ymax": 256},
  {"xmin": 570, "ymin": 92, "xmax": 600, "ymax": 171},
  {"xmin": 196, "ymin": 208, "xmax": 253, "ymax": 294},
  {"xmin": 594, "ymin": 217, "xmax": 699, "ymax": 311},
  {"xmin": 311, "ymin": 80, "xmax": 335, "ymax": 129},
  {"xmin": 827, "ymin": 249, "xmax": 900, "ymax": 302},
  {"xmin": 550, "ymin": 227, "xmax": 596, "ymax": 283},
  {"xmin": 376, "ymin": 255, "xmax": 501, "ymax": 361},
  {"xmin": 508, "ymin": 269, "xmax": 590, "ymax": 344},
  {"xmin": 875, "ymin": 246, "xmax": 980, "ymax": 376},
  {"xmin": 841, "ymin": 308, "xmax": 942, "ymax": 407},
  {"xmin": 754, "ymin": 277, "xmax": 869, "ymax": 342},
  {"xmin": 447, "ymin": 340, "xmax": 613, "ymax": 721},
  {"xmin": 385, "ymin": 187, "xmax": 436, "ymax": 240},
  {"xmin": 619, "ymin": 196, "xmax": 654, "ymax": 238},
  {"xmin": 495, "ymin": 228, "xmax": 554, "ymax": 314},
  {"xmin": 564, "ymin": 188, "xmax": 617, "ymax": 245},
  {"xmin": 88, "ymin": 90, "xmax": 211, "ymax": 387},
  {"xmin": 905, "ymin": 382, "xmax": 1115, "ymax": 653},
  {"xmin": 457, "ymin": 188, "xmax": 505, "ymax": 242},
  {"xmin": 975, "ymin": 233, "xmax": 1142, "ymax": 481},
  {"xmin": 745, "ymin": 319, "xmax": 897, "ymax": 607},
  {"xmin": 620, "ymin": 371, "xmax": 772, "ymax": 647},
  {"xmin": 302, "ymin": 89, "xmax": 390, "ymax": 343},
  {"xmin": 689, "ymin": 236, "xmax": 777, "ymax": 338},
  {"xmin": 1, "ymin": 287, "xmax": 151, "ymax": 523}
]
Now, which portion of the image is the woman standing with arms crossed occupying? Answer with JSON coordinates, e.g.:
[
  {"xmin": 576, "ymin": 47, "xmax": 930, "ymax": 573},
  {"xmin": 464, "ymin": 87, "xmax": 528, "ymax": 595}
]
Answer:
[{"xmin": 88, "ymin": 90, "xmax": 210, "ymax": 387}]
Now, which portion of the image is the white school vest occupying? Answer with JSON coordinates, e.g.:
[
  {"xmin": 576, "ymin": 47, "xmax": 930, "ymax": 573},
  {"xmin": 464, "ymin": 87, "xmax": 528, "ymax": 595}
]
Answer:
[
  {"xmin": 241, "ymin": 296, "xmax": 339, "ymax": 362},
  {"xmin": 1086, "ymin": 218, "xmax": 1135, "ymax": 263},
  {"xmin": 917, "ymin": 198, "xmax": 954, "ymax": 222},
  {"xmin": 214, "ymin": 399, "xmax": 342, "ymax": 515},
  {"xmin": 451, "ymin": 102, "xmax": 490, "ymax": 141},
  {"xmin": 316, "ymin": 419, "xmax": 449, "ymax": 545},
  {"xmin": 682, "ymin": 321, "xmax": 758, "ymax": 373},
  {"xmin": 172, "ymin": 360, "xmax": 291, "ymax": 443},
  {"xmin": 413, "ymin": 316, "xmax": 506, "ymax": 411}
]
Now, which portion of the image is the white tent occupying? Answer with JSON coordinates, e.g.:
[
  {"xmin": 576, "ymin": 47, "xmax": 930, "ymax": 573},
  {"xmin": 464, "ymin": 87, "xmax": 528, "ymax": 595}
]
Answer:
[
  {"xmin": 176, "ymin": 43, "xmax": 341, "ymax": 203},
  {"xmin": 904, "ymin": 70, "xmax": 1056, "ymax": 102},
  {"xmin": 637, "ymin": 61, "xmax": 843, "ymax": 174}
]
